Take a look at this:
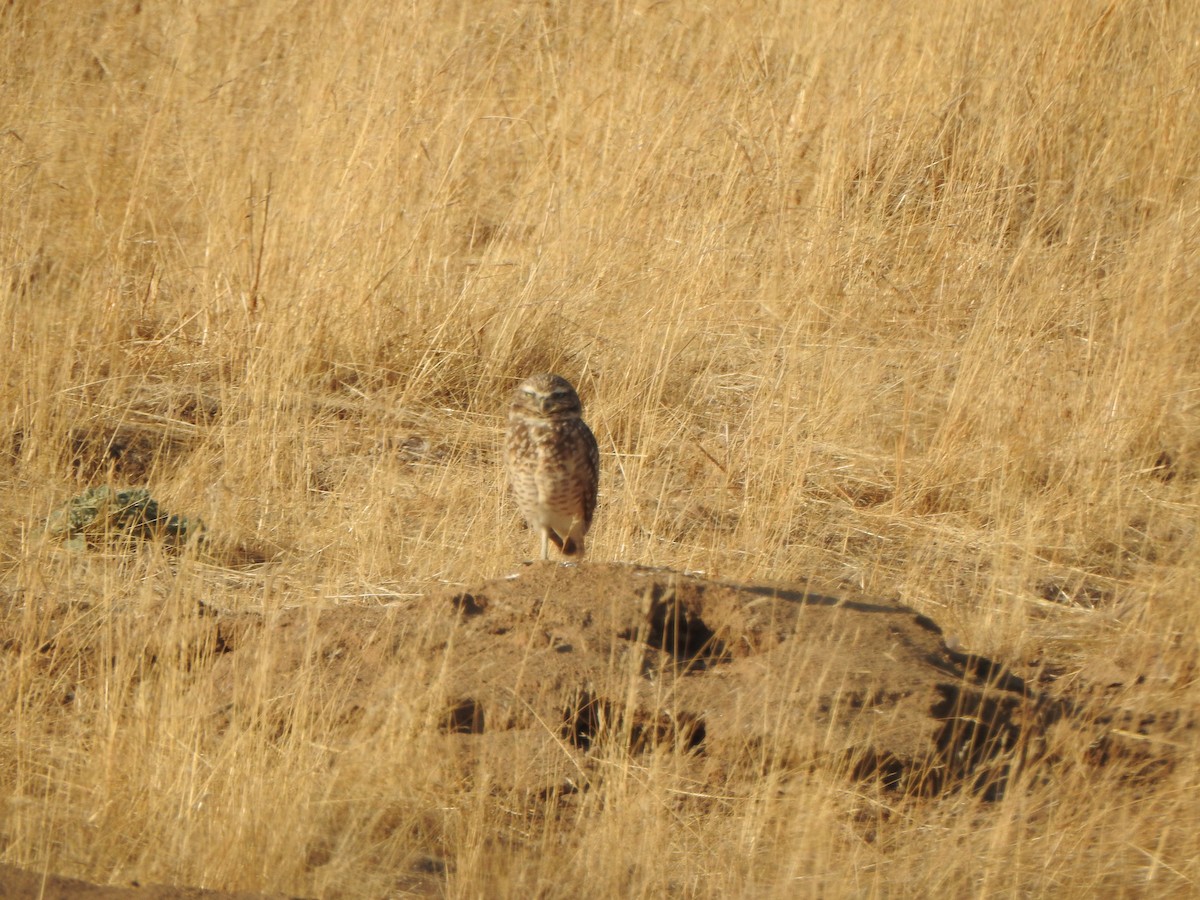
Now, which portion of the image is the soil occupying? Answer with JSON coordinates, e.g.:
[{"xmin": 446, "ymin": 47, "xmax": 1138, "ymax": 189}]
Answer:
[
  {"xmin": 0, "ymin": 863, "xmax": 298, "ymax": 899},
  {"xmin": 7, "ymin": 562, "xmax": 1187, "ymax": 898}
]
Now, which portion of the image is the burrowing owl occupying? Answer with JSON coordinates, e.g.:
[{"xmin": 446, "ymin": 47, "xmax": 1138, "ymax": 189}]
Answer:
[{"xmin": 505, "ymin": 373, "xmax": 600, "ymax": 561}]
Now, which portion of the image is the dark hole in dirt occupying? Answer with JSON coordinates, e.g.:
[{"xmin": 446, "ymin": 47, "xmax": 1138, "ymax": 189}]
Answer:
[
  {"xmin": 851, "ymin": 749, "xmax": 908, "ymax": 791},
  {"xmin": 445, "ymin": 698, "xmax": 485, "ymax": 734},
  {"xmin": 561, "ymin": 690, "xmax": 608, "ymax": 750},
  {"xmin": 928, "ymin": 683, "xmax": 1025, "ymax": 800},
  {"xmin": 560, "ymin": 690, "xmax": 706, "ymax": 754},
  {"xmin": 621, "ymin": 582, "xmax": 729, "ymax": 671},
  {"xmin": 451, "ymin": 593, "xmax": 487, "ymax": 616}
]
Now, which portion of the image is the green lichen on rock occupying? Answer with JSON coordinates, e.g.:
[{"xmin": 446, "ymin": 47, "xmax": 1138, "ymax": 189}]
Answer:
[{"xmin": 46, "ymin": 486, "xmax": 206, "ymax": 551}]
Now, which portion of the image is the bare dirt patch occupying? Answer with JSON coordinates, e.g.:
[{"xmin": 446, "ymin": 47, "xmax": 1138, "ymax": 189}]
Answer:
[
  {"xmin": 0, "ymin": 863, "xmax": 299, "ymax": 899},
  {"xmin": 6, "ymin": 562, "xmax": 1191, "ymax": 897}
]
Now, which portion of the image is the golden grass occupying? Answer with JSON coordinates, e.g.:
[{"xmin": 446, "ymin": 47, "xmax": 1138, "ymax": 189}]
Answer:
[{"xmin": 2, "ymin": 0, "xmax": 1199, "ymax": 895}]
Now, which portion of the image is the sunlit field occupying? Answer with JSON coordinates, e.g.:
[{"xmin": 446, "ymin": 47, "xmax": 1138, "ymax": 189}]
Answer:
[{"xmin": 2, "ymin": 1, "xmax": 1198, "ymax": 895}]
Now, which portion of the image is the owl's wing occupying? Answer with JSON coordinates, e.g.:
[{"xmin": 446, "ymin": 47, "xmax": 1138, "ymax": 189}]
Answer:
[{"xmin": 581, "ymin": 422, "xmax": 600, "ymax": 527}]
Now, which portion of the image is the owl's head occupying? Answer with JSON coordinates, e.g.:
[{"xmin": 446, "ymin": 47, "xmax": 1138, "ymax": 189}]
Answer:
[{"xmin": 510, "ymin": 373, "xmax": 584, "ymax": 421}]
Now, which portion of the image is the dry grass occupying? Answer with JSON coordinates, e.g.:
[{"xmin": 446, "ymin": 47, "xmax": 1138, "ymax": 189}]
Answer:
[{"xmin": 2, "ymin": 0, "xmax": 1199, "ymax": 895}]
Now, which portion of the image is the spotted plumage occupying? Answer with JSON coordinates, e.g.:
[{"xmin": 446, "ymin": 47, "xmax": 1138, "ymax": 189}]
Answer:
[{"xmin": 505, "ymin": 373, "xmax": 600, "ymax": 560}]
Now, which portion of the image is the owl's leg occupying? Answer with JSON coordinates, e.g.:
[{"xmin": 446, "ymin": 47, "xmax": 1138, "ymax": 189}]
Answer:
[{"xmin": 540, "ymin": 528, "xmax": 550, "ymax": 561}]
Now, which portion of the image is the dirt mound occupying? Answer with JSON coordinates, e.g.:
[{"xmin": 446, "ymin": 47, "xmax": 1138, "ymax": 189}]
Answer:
[
  {"xmin": 12, "ymin": 562, "xmax": 1188, "ymax": 896},
  {"xmin": 208, "ymin": 563, "xmax": 1063, "ymax": 800},
  {"xmin": 0, "ymin": 863, "xmax": 300, "ymax": 899}
]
